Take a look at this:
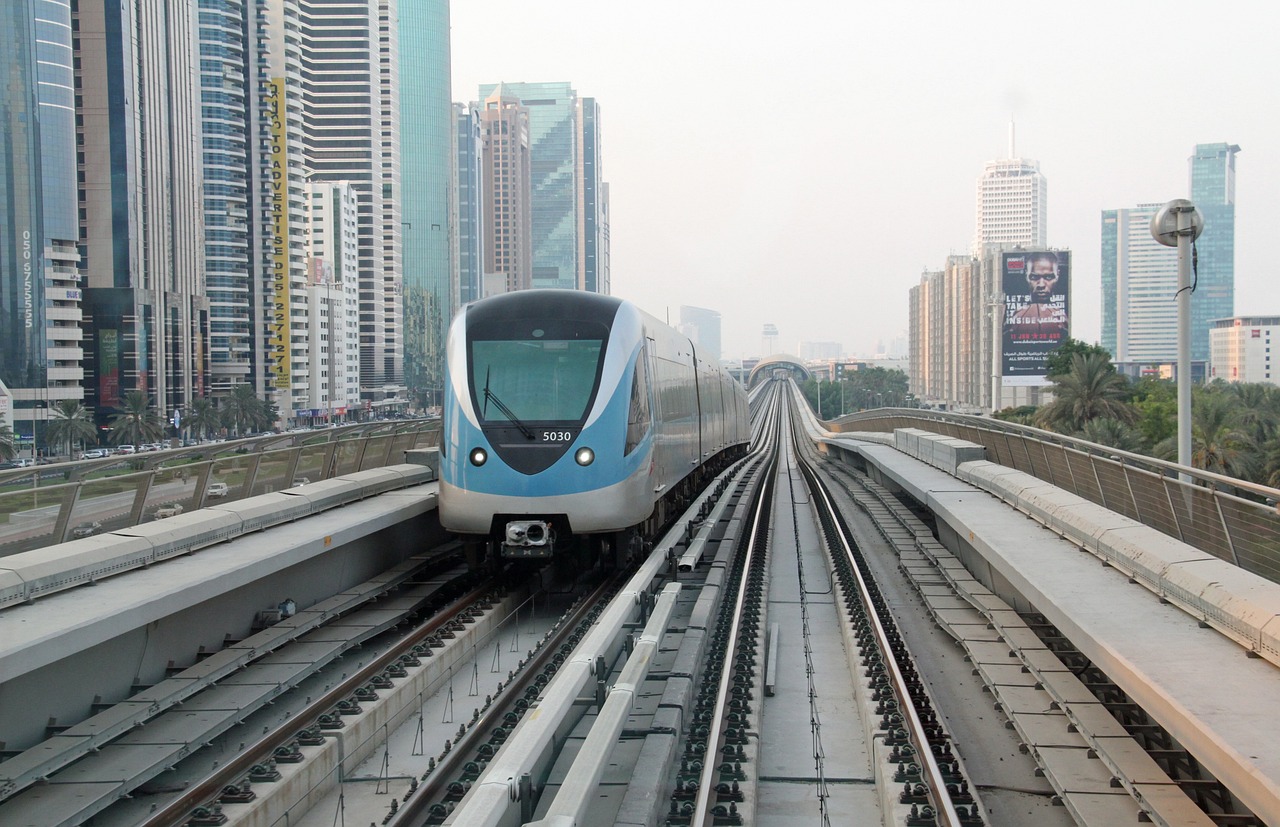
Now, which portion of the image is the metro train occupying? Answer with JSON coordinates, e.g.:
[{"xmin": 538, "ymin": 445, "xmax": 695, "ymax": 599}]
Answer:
[{"xmin": 438, "ymin": 290, "xmax": 750, "ymax": 560}]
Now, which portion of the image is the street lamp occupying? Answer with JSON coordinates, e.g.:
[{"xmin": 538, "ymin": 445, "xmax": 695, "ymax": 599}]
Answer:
[{"xmin": 1150, "ymin": 199, "xmax": 1204, "ymax": 479}]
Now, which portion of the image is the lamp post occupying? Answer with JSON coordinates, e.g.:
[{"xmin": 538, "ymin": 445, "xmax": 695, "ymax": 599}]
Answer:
[{"xmin": 1150, "ymin": 200, "xmax": 1204, "ymax": 479}]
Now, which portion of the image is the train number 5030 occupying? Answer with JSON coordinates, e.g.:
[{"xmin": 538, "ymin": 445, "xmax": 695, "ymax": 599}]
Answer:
[{"xmin": 542, "ymin": 431, "xmax": 573, "ymax": 442}]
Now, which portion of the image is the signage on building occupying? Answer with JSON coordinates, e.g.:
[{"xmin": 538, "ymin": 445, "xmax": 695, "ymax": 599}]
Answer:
[
  {"xmin": 267, "ymin": 78, "xmax": 291, "ymax": 391},
  {"xmin": 1001, "ymin": 250, "xmax": 1071, "ymax": 386},
  {"xmin": 100, "ymin": 329, "xmax": 121, "ymax": 407}
]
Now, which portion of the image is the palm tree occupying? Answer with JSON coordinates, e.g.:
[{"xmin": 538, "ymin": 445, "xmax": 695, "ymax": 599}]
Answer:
[
  {"xmin": 108, "ymin": 390, "xmax": 165, "ymax": 446},
  {"xmin": 185, "ymin": 397, "xmax": 221, "ymax": 440},
  {"xmin": 220, "ymin": 385, "xmax": 262, "ymax": 435},
  {"xmin": 46, "ymin": 399, "xmax": 98, "ymax": 458},
  {"xmin": 1035, "ymin": 353, "xmax": 1136, "ymax": 434},
  {"xmin": 0, "ymin": 424, "xmax": 15, "ymax": 461},
  {"xmin": 1079, "ymin": 417, "xmax": 1146, "ymax": 453},
  {"xmin": 1189, "ymin": 391, "xmax": 1255, "ymax": 479}
]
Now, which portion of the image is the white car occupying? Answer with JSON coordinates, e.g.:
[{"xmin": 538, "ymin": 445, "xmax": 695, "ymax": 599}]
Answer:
[
  {"xmin": 206, "ymin": 482, "xmax": 230, "ymax": 499},
  {"xmin": 153, "ymin": 503, "xmax": 185, "ymax": 520},
  {"xmin": 80, "ymin": 449, "xmax": 108, "ymax": 460},
  {"xmin": 116, "ymin": 445, "xmax": 137, "ymax": 455}
]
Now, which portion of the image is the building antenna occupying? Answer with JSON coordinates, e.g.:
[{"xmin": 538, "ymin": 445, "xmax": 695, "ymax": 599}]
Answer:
[{"xmin": 1008, "ymin": 118, "xmax": 1016, "ymax": 158}]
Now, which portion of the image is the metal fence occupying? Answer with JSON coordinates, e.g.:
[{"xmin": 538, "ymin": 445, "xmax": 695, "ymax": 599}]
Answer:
[
  {"xmin": 832, "ymin": 409, "xmax": 1280, "ymax": 585},
  {"xmin": 0, "ymin": 421, "xmax": 441, "ymax": 557}
]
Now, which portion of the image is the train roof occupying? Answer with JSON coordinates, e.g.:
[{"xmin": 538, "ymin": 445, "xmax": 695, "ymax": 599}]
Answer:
[{"xmin": 465, "ymin": 289, "xmax": 626, "ymax": 327}]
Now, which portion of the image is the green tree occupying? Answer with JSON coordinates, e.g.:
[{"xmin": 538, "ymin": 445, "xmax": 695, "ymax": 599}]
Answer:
[
  {"xmin": 992, "ymin": 405, "xmax": 1038, "ymax": 425},
  {"xmin": 220, "ymin": 385, "xmax": 259, "ymax": 435},
  {"xmin": 108, "ymin": 390, "xmax": 165, "ymax": 445},
  {"xmin": 0, "ymin": 424, "xmax": 15, "ymax": 461},
  {"xmin": 1079, "ymin": 417, "xmax": 1145, "ymax": 453},
  {"xmin": 185, "ymin": 397, "xmax": 221, "ymax": 440},
  {"xmin": 1227, "ymin": 382, "xmax": 1280, "ymax": 449},
  {"xmin": 1129, "ymin": 378, "xmax": 1176, "ymax": 448},
  {"xmin": 46, "ymin": 399, "xmax": 98, "ymax": 458},
  {"xmin": 1035, "ymin": 353, "xmax": 1136, "ymax": 433},
  {"xmin": 1045, "ymin": 338, "xmax": 1115, "ymax": 379},
  {"xmin": 220, "ymin": 385, "xmax": 280, "ymax": 434},
  {"xmin": 1189, "ymin": 390, "xmax": 1255, "ymax": 478}
]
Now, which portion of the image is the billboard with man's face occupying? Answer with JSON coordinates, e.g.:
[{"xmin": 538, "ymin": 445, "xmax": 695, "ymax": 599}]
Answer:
[{"xmin": 1001, "ymin": 250, "xmax": 1070, "ymax": 385}]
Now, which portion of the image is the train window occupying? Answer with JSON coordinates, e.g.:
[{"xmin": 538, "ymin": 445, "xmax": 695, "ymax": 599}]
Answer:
[
  {"xmin": 625, "ymin": 350, "xmax": 652, "ymax": 455},
  {"xmin": 471, "ymin": 338, "xmax": 605, "ymax": 422}
]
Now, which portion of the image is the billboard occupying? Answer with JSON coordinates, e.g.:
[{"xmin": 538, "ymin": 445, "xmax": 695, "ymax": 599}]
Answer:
[
  {"xmin": 1001, "ymin": 250, "xmax": 1070, "ymax": 386},
  {"xmin": 267, "ymin": 78, "xmax": 291, "ymax": 391}
]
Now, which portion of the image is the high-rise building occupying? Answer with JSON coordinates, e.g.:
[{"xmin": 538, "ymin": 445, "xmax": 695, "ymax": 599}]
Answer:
[
  {"xmin": 678, "ymin": 306, "xmax": 722, "ymax": 363},
  {"xmin": 577, "ymin": 97, "xmax": 609, "ymax": 294},
  {"xmin": 305, "ymin": 181, "xmax": 362, "ymax": 419},
  {"xmin": 972, "ymin": 158, "xmax": 1047, "ymax": 256},
  {"xmin": 399, "ymin": 0, "xmax": 453, "ymax": 409},
  {"xmin": 1189, "ymin": 143, "xmax": 1239, "ymax": 363},
  {"xmin": 76, "ymin": 0, "xmax": 208, "ymax": 426},
  {"xmin": 479, "ymin": 86, "xmax": 533, "ymax": 296},
  {"xmin": 1210, "ymin": 317, "xmax": 1277, "ymax": 385},
  {"xmin": 197, "ymin": 0, "xmax": 254, "ymax": 396},
  {"xmin": 300, "ymin": 0, "xmax": 403, "ymax": 404},
  {"xmin": 909, "ymin": 248, "xmax": 1062, "ymax": 413},
  {"xmin": 260, "ymin": 0, "xmax": 314, "ymax": 421},
  {"xmin": 455, "ymin": 103, "xmax": 485, "ymax": 307},
  {"xmin": 1101, "ymin": 204, "xmax": 1178, "ymax": 363},
  {"xmin": 477, "ymin": 82, "xmax": 609, "ymax": 292},
  {"xmin": 1, "ymin": 0, "xmax": 85, "ymax": 448}
]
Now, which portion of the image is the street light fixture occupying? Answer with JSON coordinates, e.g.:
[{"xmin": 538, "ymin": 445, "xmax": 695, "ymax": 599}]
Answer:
[{"xmin": 1150, "ymin": 199, "xmax": 1204, "ymax": 479}]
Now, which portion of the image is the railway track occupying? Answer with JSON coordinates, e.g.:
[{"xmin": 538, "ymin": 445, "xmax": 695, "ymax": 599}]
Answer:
[{"xmin": 3, "ymin": 379, "xmax": 1232, "ymax": 827}]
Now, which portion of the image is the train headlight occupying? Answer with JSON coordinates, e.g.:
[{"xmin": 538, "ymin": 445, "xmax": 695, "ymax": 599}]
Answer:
[
  {"xmin": 574, "ymin": 447, "xmax": 595, "ymax": 466},
  {"xmin": 469, "ymin": 447, "xmax": 488, "ymax": 467}
]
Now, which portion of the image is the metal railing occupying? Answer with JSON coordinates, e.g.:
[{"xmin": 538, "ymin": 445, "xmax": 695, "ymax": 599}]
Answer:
[
  {"xmin": 830, "ymin": 409, "xmax": 1280, "ymax": 585},
  {"xmin": 0, "ymin": 420, "xmax": 441, "ymax": 557}
]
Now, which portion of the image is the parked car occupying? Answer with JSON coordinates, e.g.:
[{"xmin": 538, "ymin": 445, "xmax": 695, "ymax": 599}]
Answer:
[
  {"xmin": 71, "ymin": 521, "xmax": 102, "ymax": 539},
  {"xmin": 153, "ymin": 503, "xmax": 184, "ymax": 520},
  {"xmin": 116, "ymin": 445, "xmax": 137, "ymax": 455},
  {"xmin": 80, "ymin": 449, "xmax": 108, "ymax": 460},
  {"xmin": 206, "ymin": 482, "xmax": 230, "ymax": 499}
]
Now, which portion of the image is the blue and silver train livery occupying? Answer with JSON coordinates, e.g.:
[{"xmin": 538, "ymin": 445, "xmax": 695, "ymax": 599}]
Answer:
[{"xmin": 439, "ymin": 290, "xmax": 749, "ymax": 559}]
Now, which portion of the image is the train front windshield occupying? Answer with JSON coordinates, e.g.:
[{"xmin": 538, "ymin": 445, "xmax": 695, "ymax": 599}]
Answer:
[{"xmin": 471, "ymin": 337, "xmax": 606, "ymax": 423}]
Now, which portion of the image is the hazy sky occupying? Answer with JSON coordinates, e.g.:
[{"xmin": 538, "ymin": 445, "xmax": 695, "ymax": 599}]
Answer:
[{"xmin": 451, "ymin": 1, "xmax": 1278, "ymax": 361}]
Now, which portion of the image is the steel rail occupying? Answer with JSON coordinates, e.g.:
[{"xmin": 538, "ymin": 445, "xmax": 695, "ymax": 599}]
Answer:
[
  {"xmin": 690, "ymin": 392, "xmax": 781, "ymax": 827},
  {"xmin": 799, "ymin": 435, "xmax": 963, "ymax": 827},
  {"xmin": 397, "ymin": 575, "xmax": 619, "ymax": 826},
  {"xmin": 139, "ymin": 569, "xmax": 490, "ymax": 827}
]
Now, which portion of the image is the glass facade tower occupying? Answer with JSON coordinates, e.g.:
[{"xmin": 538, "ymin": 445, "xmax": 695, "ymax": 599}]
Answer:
[
  {"xmin": 455, "ymin": 103, "xmax": 484, "ymax": 307},
  {"xmin": 1, "ymin": 0, "xmax": 85, "ymax": 445},
  {"xmin": 1188, "ymin": 142, "xmax": 1239, "ymax": 363},
  {"xmin": 479, "ymin": 82, "xmax": 578, "ymax": 290},
  {"xmin": 198, "ymin": 0, "xmax": 253, "ymax": 395},
  {"xmin": 399, "ymin": 0, "xmax": 453, "ymax": 408}
]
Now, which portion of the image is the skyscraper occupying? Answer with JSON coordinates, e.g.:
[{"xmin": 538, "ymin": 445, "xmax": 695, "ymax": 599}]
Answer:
[
  {"xmin": 261, "ymin": 0, "xmax": 314, "ymax": 420},
  {"xmin": 1100, "ymin": 144, "xmax": 1238, "ymax": 368},
  {"xmin": 1189, "ymin": 142, "xmax": 1239, "ymax": 362},
  {"xmin": 198, "ymin": 0, "xmax": 254, "ymax": 396},
  {"xmin": 972, "ymin": 158, "xmax": 1047, "ymax": 256},
  {"xmin": 479, "ymin": 86, "xmax": 533, "ymax": 296},
  {"xmin": 577, "ymin": 97, "xmax": 609, "ymax": 294},
  {"xmin": 399, "ymin": 0, "xmax": 454, "ymax": 409},
  {"xmin": 1, "ymin": 0, "xmax": 85, "ymax": 445},
  {"xmin": 300, "ymin": 0, "xmax": 403, "ymax": 403},
  {"xmin": 455, "ymin": 103, "xmax": 485, "ymax": 307},
  {"xmin": 1100, "ymin": 204, "xmax": 1178, "ymax": 363},
  {"xmin": 477, "ymin": 82, "xmax": 609, "ymax": 292},
  {"xmin": 76, "ymin": 0, "xmax": 208, "ymax": 425},
  {"xmin": 305, "ymin": 181, "xmax": 362, "ymax": 419}
]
